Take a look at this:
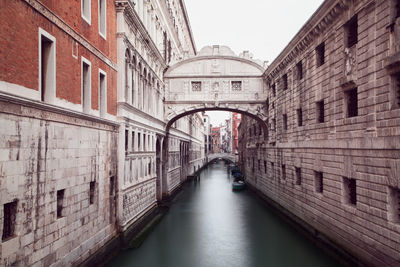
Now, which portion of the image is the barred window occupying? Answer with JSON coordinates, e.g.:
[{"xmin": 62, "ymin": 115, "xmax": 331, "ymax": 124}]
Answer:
[
  {"xmin": 231, "ymin": 81, "xmax": 242, "ymax": 91},
  {"xmin": 191, "ymin": 81, "xmax": 202, "ymax": 91}
]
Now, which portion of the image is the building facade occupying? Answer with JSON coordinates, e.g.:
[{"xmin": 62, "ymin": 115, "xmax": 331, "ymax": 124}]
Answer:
[
  {"xmin": 0, "ymin": 0, "xmax": 205, "ymax": 266},
  {"xmin": 239, "ymin": 0, "xmax": 400, "ymax": 265}
]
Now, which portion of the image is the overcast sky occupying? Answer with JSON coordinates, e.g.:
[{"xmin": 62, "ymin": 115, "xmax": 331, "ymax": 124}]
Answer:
[{"xmin": 184, "ymin": 0, "xmax": 324, "ymax": 126}]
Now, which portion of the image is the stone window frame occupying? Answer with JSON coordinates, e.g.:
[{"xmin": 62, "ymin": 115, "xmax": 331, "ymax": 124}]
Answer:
[
  {"xmin": 2, "ymin": 200, "xmax": 18, "ymax": 241},
  {"xmin": 342, "ymin": 177, "xmax": 357, "ymax": 206},
  {"xmin": 344, "ymin": 14, "xmax": 358, "ymax": 48},
  {"xmin": 390, "ymin": 72, "xmax": 400, "ymax": 110},
  {"xmin": 316, "ymin": 42, "xmax": 325, "ymax": 67},
  {"xmin": 57, "ymin": 189, "xmax": 65, "ymax": 219},
  {"xmin": 297, "ymin": 108, "xmax": 303, "ymax": 127},
  {"xmin": 314, "ymin": 171, "xmax": 323, "ymax": 194},
  {"xmin": 316, "ymin": 100, "xmax": 325, "ymax": 123},
  {"xmin": 98, "ymin": 0, "xmax": 107, "ymax": 39},
  {"xmin": 39, "ymin": 27, "xmax": 56, "ymax": 104},
  {"xmin": 388, "ymin": 186, "xmax": 400, "ymax": 223},
  {"xmin": 296, "ymin": 60, "xmax": 303, "ymax": 80},
  {"xmin": 81, "ymin": 0, "xmax": 92, "ymax": 25},
  {"xmin": 81, "ymin": 56, "xmax": 92, "ymax": 114},
  {"xmin": 344, "ymin": 87, "xmax": 358, "ymax": 118},
  {"xmin": 295, "ymin": 167, "xmax": 302, "ymax": 186},
  {"xmin": 98, "ymin": 68, "xmax": 107, "ymax": 118}
]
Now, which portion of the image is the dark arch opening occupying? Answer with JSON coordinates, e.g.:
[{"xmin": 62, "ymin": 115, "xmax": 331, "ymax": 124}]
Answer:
[{"xmin": 165, "ymin": 107, "xmax": 268, "ymax": 139}]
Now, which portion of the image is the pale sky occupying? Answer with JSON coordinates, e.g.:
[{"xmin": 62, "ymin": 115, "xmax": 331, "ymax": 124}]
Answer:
[{"xmin": 184, "ymin": 0, "xmax": 324, "ymax": 126}]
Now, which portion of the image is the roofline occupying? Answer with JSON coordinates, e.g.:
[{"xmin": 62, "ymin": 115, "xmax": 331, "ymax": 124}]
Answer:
[
  {"xmin": 179, "ymin": 0, "xmax": 197, "ymax": 55},
  {"xmin": 165, "ymin": 55, "xmax": 265, "ymax": 76},
  {"xmin": 263, "ymin": 0, "xmax": 345, "ymax": 78}
]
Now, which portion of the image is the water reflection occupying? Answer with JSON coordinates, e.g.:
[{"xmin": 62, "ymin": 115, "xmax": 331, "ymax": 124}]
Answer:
[{"xmin": 107, "ymin": 161, "xmax": 339, "ymax": 267}]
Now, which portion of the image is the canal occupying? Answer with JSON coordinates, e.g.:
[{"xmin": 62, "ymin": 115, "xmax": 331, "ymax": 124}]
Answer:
[{"xmin": 107, "ymin": 160, "xmax": 340, "ymax": 267}]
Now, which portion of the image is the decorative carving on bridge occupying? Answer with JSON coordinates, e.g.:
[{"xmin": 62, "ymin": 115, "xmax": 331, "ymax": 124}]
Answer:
[{"xmin": 212, "ymin": 82, "xmax": 220, "ymax": 91}]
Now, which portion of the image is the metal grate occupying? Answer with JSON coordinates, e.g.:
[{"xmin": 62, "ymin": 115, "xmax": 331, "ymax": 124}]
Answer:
[
  {"xmin": 297, "ymin": 108, "xmax": 303, "ymax": 126},
  {"xmin": 346, "ymin": 88, "xmax": 358, "ymax": 117},
  {"xmin": 191, "ymin": 81, "xmax": 202, "ymax": 92},
  {"xmin": 57, "ymin": 190, "xmax": 64, "ymax": 218},
  {"xmin": 316, "ymin": 42, "xmax": 325, "ymax": 67},
  {"xmin": 346, "ymin": 15, "xmax": 358, "ymax": 48},
  {"xmin": 231, "ymin": 81, "xmax": 242, "ymax": 91},
  {"xmin": 316, "ymin": 100, "xmax": 324, "ymax": 123},
  {"xmin": 295, "ymin": 167, "xmax": 302, "ymax": 185},
  {"xmin": 89, "ymin": 182, "xmax": 95, "ymax": 205},
  {"xmin": 2, "ymin": 201, "xmax": 17, "ymax": 241},
  {"xmin": 315, "ymin": 172, "xmax": 323, "ymax": 193}
]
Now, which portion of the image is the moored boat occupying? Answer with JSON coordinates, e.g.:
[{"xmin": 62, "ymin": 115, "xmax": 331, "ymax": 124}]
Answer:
[{"xmin": 232, "ymin": 180, "xmax": 245, "ymax": 191}]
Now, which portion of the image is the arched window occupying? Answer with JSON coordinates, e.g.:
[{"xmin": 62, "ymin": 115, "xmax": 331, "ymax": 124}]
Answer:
[
  {"xmin": 125, "ymin": 49, "xmax": 131, "ymax": 102},
  {"xmin": 131, "ymin": 56, "xmax": 137, "ymax": 105}
]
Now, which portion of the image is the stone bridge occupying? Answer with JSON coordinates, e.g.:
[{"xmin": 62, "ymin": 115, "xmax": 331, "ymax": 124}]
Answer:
[
  {"xmin": 208, "ymin": 153, "xmax": 238, "ymax": 164},
  {"xmin": 164, "ymin": 45, "xmax": 269, "ymax": 130}
]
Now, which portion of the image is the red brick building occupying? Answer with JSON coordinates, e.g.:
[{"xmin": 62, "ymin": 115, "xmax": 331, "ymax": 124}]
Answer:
[
  {"xmin": 210, "ymin": 126, "xmax": 221, "ymax": 153},
  {"xmin": 0, "ymin": 1, "xmax": 118, "ymax": 265},
  {"xmin": 231, "ymin": 113, "xmax": 241, "ymax": 154}
]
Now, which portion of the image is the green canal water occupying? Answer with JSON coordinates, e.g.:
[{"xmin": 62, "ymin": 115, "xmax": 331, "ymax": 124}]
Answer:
[{"xmin": 107, "ymin": 161, "xmax": 340, "ymax": 267}]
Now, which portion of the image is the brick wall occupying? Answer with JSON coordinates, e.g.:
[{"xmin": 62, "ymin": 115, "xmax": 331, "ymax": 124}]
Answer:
[{"xmin": 239, "ymin": 0, "xmax": 400, "ymax": 265}]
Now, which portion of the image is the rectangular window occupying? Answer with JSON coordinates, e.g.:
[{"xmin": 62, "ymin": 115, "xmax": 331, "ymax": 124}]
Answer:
[
  {"xmin": 345, "ymin": 15, "xmax": 358, "ymax": 48},
  {"xmin": 110, "ymin": 176, "xmax": 115, "ymax": 197},
  {"xmin": 343, "ymin": 177, "xmax": 356, "ymax": 205},
  {"xmin": 138, "ymin": 133, "xmax": 141, "ymax": 150},
  {"xmin": 315, "ymin": 171, "xmax": 323, "ymax": 193},
  {"xmin": 191, "ymin": 81, "xmax": 202, "ymax": 92},
  {"xmin": 391, "ymin": 72, "xmax": 400, "ymax": 109},
  {"xmin": 345, "ymin": 88, "xmax": 358, "ymax": 117},
  {"xmin": 82, "ymin": 57, "xmax": 91, "ymax": 113},
  {"xmin": 271, "ymin": 162, "xmax": 275, "ymax": 177},
  {"xmin": 316, "ymin": 42, "xmax": 325, "ymax": 67},
  {"xmin": 316, "ymin": 100, "xmax": 324, "ymax": 123},
  {"xmin": 281, "ymin": 164, "xmax": 286, "ymax": 180},
  {"xmin": 297, "ymin": 108, "xmax": 303, "ymax": 126},
  {"xmin": 283, "ymin": 114, "xmax": 288, "ymax": 131},
  {"xmin": 89, "ymin": 181, "xmax": 95, "ymax": 205},
  {"xmin": 272, "ymin": 118, "xmax": 276, "ymax": 131},
  {"xmin": 39, "ymin": 29, "xmax": 56, "ymax": 103},
  {"xmin": 282, "ymin": 74, "xmax": 288, "ymax": 90},
  {"xmin": 99, "ymin": 70, "xmax": 107, "ymax": 118},
  {"xmin": 81, "ymin": 0, "xmax": 91, "ymax": 24},
  {"xmin": 57, "ymin": 189, "xmax": 65, "ymax": 218},
  {"xmin": 264, "ymin": 160, "xmax": 267, "ymax": 174},
  {"xmin": 297, "ymin": 61, "xmax": 303, "ymax": 80},
  {"xmin": 295, "ymin": 167, "xmax": 301, "ymax": 185},
  {"xmin": 2, "ymin": 200, "xmax": 17, "ymax": 241},
  {"xmin": 125, "ymin": 129, "xmax": 129, "ymax": 151},
  {"xmin": 99, "ymin": 0, "xmax": 106, "ymax": 38},
  {"xmin": 132, "ymin": 131, "xmax": 135, "ymax": 151},
  {"xmin": 231, "ymin": 81, "xmax": 242, "ymax": 91},
  {"xmin": 272, "ymin": 83, "xmax": 276, "ymax": 97},
  {"xmin": 389, "ymin": 187, "xmax": 400, "ymax": 223}
]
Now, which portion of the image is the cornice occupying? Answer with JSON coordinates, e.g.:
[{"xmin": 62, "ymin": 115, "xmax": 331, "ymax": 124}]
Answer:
[{"xmin": 264, "ymin": 0, "xmax": 350, "ymax": 82}]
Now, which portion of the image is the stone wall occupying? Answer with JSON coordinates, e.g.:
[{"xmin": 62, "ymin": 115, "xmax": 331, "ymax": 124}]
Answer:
[
  {"xmin": 0, "ymin": 99, "xmax": 118, "ymax": 266},
  {"xmin": 239, "ymin": 0, "xmax": 400, "ymax": 265}
]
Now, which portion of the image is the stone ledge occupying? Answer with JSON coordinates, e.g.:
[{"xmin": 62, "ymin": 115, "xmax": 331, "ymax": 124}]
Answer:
[{"xmin": 0, "ymin": 92, "xmax": 119, "ymax": 130}]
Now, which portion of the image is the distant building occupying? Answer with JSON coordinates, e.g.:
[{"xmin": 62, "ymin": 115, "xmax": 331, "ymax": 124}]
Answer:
[
  {"xmin": 231, "ymin": 113, "xmax": 241, "ymax": 154},
  {"xmin": 210, "ymin": 126, "xmax": 221, "ymax": 153}
]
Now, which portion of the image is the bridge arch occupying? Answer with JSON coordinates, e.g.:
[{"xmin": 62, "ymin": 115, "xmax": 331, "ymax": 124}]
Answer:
[{"xmin": 160, "ymin": 46, "xmax": 269, "ymax": 198}]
